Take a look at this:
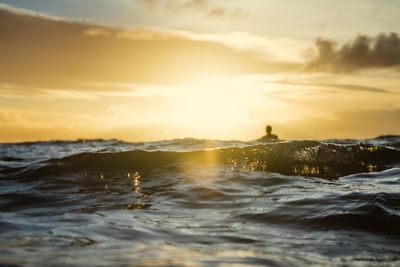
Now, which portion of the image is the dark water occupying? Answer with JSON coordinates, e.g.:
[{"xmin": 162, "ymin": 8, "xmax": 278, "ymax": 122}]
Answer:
[{"xmin": 1, "ymin": 137, "xmax": 400, "ymax": 266}]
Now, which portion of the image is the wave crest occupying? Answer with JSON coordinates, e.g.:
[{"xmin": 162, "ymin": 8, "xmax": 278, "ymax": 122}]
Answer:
[{"xmin": 3, "ymin": 141, "xmax": 399, "ymax": 180}]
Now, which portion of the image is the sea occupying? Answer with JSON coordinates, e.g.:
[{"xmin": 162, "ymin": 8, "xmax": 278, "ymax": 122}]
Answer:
[{"xmin": 1, "ymin": 136, "xmax": 400, "ymax": 266}]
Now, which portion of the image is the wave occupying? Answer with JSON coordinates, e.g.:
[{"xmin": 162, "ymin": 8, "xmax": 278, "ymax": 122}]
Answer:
[
  {"xmin": 2, "ymin": 138, "xmax": 400, "ymax": 265},
  {"xmin": 233, "ymin": 192, "xmax": 400, "ymax": 236},
  {"xmin": 3, "ymin": 134, "xmax": 399, "ymax": 147},
  {"xmin": 2, "ymin": 140, "xmax": 400, "ymax": 180}
]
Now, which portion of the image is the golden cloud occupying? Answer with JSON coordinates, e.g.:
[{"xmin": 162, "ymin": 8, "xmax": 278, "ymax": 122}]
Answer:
[
  {"xmin": 134, "ymin": 0, "xmax": 240, "ymax": 18},
  {"xmin": 0, "ymin": 5, "xmax": 289, "ymax": 91}
]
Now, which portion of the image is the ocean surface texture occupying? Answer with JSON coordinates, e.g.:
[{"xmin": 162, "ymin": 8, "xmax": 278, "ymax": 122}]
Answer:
[{"xmin": 1, "ymin": 137, "xmax": 400, "ymax": 266}]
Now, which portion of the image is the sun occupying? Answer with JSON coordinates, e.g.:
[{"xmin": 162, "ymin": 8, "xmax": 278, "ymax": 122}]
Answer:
[{"xmin": 167, "ymin": 76, "xmax": 265, "ymax": 138}]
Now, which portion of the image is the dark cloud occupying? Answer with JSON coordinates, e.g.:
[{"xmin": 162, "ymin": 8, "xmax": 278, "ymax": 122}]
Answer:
[
  {"xmin": 307, "ymin": 33, "xmax": 400, "ymax": 71},
  {"xmin": 0, "ymin": 6, "xmax": 276, "ymax": 91},
  {"xmin": 268, "ymin": 81, "xmax": 390, "ymax": 94},
  {"xmin": 135, "ymin": 0, "xmax": 236, "ymax": 18}
]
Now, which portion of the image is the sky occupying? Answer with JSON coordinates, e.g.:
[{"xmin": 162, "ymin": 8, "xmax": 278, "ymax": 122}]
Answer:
[{"xmin": 0, "ymin": 0, "xmax": 400, "ymax": 142}]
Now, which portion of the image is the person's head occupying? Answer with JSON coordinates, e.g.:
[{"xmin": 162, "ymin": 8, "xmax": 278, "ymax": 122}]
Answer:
[{"xmin": 266, "ymin": 125, "xmax": 272, "ymax": 134}]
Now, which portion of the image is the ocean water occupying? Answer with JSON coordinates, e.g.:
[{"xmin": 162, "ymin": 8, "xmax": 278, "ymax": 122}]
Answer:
[{"xmin": 1, "ymin": 136, "xmax": 400, "ymax": 266}]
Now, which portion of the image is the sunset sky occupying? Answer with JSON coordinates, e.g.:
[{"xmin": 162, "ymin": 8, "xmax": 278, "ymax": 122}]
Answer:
[{"xmin": 1, "ymin": 0, "xmax": 400, "ymax": 142}]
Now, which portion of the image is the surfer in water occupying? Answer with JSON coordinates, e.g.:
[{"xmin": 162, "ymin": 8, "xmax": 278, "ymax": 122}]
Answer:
[{"xmin": 260, "ymin": 125, "xmax": 279, "ymax": 141}]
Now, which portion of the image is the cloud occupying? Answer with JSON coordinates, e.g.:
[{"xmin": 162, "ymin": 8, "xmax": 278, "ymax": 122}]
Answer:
[
  {"xmin": 268, "ymin": 81, "xmax": 390, "ymax": 94},
  {"xmin": 0, "ymin": 5, "xmax": 285, "ymax": 91},
  {"xmin": 306, "ymin": 32, "xmax": 400, "ymax": 72},
  {"xmin": 135, "ymin": 0, "xmax": 239, "ymax": 18}
]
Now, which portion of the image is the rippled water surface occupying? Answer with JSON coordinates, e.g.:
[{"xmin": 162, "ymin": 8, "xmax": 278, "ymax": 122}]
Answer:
[{"xmin": 1, "ymin": 137, "xmax": 400, "ymax": 266}]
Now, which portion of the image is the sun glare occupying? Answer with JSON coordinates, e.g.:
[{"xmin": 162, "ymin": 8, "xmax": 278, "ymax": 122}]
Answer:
[{"xmin": 168, "ymin": 76, "xmax": 268, "ymax": 137}]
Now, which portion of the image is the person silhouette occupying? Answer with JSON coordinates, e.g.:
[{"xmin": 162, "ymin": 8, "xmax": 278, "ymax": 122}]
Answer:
[{"xmin": 260, "ymin": 125, "xmax": 278, "ymax": 141}]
